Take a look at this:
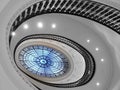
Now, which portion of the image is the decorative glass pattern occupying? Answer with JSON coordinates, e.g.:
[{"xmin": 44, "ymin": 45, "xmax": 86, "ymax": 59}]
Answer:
[{"xmin": 19, "ymin": 45, "xmax": 69, "ymax": 78}]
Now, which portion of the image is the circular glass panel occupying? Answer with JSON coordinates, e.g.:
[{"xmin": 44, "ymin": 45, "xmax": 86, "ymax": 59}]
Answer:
[
  {"xmin": 14, "ymin": 34, "xmax": 94, "ymax": 88},
  {"xmin": 19, "ymin": 45, "xmax": 69, "ymax": 78}
]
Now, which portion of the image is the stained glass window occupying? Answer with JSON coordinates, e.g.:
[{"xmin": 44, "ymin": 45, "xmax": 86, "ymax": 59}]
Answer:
[{"xmin": 18, "ymin": 45, "xmax": 69, "ymax": 78}]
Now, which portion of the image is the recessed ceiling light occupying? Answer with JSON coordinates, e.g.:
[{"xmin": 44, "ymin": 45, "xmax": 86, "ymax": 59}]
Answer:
[
  {"xmin": 52, "ymin": 23, "xmax": 56, "ymax": 29},
  {"xmin": 23, "ymin": 24, "xmax": 29, "ymax": 29},
  {"xmin": 11, "ymin": 32, "xmax": 16, "ymax": 36},
  {"xmin": 37, "ymin": 22, "xmax": 43, "ymax": 28}
]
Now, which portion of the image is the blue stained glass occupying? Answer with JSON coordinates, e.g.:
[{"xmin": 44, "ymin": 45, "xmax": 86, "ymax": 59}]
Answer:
[{"xmin": 19, "ymin": 45, "xmax": 69, "ymax": 78}]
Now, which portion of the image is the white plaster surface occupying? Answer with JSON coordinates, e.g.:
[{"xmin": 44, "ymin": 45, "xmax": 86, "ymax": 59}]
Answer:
[{"xmin": 0, "ymin": 0, "xmax": 120, "ymax": 90}]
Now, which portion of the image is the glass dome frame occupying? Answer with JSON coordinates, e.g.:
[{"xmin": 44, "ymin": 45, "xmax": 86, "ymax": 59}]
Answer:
[{"xmin": 14, "ymin": 34, "xmax": 95, "ymax": 88}]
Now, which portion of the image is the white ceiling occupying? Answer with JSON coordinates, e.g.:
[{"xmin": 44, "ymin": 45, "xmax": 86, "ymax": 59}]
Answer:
[
  {"xmin": 0, "ymin": 0, "xmax": 120, "ymax": 90},
  {"xmin": 0, "ymin": 0, "xmax": 10, "ymax": 12},
  {"xmin": 0, "ymin": 1, "xmax": 18, "ymax": 90}
]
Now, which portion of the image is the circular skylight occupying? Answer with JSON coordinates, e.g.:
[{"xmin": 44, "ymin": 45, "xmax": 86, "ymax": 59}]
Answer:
[
  {"xmin": 14, "ymin": 34, "xmax": 95, "ymax": 87},
  {"xmin": 19, "ymin": 45, "xmax": 69, "ymax": 78}
]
